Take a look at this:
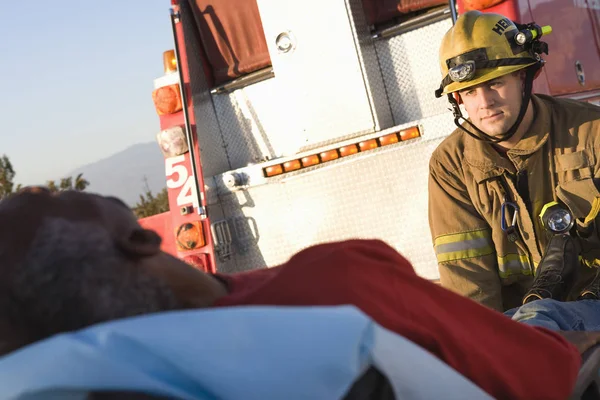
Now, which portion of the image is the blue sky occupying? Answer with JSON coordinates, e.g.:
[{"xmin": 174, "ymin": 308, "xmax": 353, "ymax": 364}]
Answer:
[{"xmin": 0, "ymin": 1, "xmax": 173, "ymax": 185}]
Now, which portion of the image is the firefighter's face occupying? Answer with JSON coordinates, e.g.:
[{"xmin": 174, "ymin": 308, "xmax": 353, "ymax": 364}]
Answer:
[
  {"xmin": 0, "ymin": 188, "xmax": 226, "ymax": 309},
  {"xmin": 458, "ymin": 72, "xmax": 524, "ymax": 138}
]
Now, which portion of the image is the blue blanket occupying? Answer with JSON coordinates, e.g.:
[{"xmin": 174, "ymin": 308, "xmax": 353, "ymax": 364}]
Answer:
[{"xmin": 0, "ymin": 305, "xmax": 491, "ymax": 400}]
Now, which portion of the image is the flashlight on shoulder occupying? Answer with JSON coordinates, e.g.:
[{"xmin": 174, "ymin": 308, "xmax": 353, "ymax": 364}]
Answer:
[{"xmin": 539, "ymin": 201, "xmax": 574, "ymax": 235}]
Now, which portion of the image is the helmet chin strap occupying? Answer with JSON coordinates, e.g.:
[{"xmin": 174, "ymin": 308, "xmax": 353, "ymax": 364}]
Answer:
[{"xmin": 447, "ymin": 64, "xmax": 541, "ymax": 144}]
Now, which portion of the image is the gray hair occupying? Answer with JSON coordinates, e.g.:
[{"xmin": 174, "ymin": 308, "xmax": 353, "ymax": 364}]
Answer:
[{"xmin": 8, "ymin": 217, "xmax": 181, "ymax": 344}]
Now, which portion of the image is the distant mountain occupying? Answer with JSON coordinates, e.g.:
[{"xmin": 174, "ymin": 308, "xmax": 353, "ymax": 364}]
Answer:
[{"xmin": 68, "ymin": 142, "xmax": 166, "ymax": 206}]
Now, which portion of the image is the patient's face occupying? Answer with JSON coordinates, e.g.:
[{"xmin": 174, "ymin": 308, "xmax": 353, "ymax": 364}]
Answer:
[
  {"xmin": 0, "ymin": 189, "xmax": 226, "ymax": 355},
  {"xmin": 0, "ymin": 187, "xmax": 225, "ymax": 300}
]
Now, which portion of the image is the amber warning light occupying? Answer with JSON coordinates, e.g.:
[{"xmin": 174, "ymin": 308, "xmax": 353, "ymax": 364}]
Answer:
[
  {"xmin": 163, "ymin": 50, "xmax": 177, "ymax": 74},
  {"xmin": 262, "ymin": 125, "xmax": 421, "ymax": 177}
]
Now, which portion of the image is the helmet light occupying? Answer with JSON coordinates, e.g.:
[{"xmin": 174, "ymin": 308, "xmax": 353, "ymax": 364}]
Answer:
[{"xmin": 448, "ymin": 61, "xmax": 476, "ymax": 83}]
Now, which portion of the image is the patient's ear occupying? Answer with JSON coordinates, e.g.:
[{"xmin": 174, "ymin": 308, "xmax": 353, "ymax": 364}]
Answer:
[{"xmin": 116, "ymin": 228, "xmax": 163, "ymax": 258}]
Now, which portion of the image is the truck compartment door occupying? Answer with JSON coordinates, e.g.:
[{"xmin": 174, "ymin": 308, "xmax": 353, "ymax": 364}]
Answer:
[
  {"xmin": 255, "ymin": 0, "xmax": 378, "ymax": 147},
  {"xmin": 529, "ymin": 0, "xmax": 600, "ymax": 95}
]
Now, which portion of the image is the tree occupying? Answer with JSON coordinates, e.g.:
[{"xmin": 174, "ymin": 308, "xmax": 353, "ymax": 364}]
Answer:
[
  {"xmin": 46, "ymin": 173, "xmax": 90, "ymax": 193},
  {"xmin": 0, "ymin": 154, "xmax": 89, "ymax": 199},
  {"xmin": 0, "ymin": 155, "xmax": 16, "ymax": 200},
  {"xmin": 133, "ymin": 178, "xmax": 170, "ymax": 218}
]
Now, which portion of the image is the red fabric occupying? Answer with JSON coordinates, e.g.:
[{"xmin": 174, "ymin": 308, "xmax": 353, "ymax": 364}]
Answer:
[
  {"xmin": 214, "ymin": 239, "xmax": 581, "ymax": 400},
  {"xmin": 361, "ymin": 0, "xmax": 449, "ymax": 26},
  {"xmin": 461, "ymin": 0, "xmax": 505, "ymax": 11},
  {"xmin": 190, "ymin": 0, "xmax": 271, "ymax": 86}
]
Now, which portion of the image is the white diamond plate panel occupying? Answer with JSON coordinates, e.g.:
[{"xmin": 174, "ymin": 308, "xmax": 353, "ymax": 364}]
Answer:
[
  {"xmin": 179, "ymin": 0, "xmax": 232, "ymax": 178},
  {"xmin": 212, "ymin": 112, "xmax": 458, "ymax": 279},
  {"xmin": 212, "ymin": 76, "xmax": 322, "ymax": 169},
  {"xmin": 345, "ymin": 0, "xmax": 394, "ymax": 131},
  {"xmin": 212, "ymin": 79, "xmax": 278, "ymax": 170},
  {"xmin": 376, "ymin": 18, "xmax": 453, "ymax": 125},
  {"xmin": 216, "ymin": 181, "xmax": 294, "ymax": 272}
]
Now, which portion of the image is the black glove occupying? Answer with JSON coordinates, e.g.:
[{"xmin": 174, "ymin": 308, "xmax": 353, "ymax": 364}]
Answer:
[{"xmin": 522, "ymin": 234, "xmax": 581, "ymax": 304}]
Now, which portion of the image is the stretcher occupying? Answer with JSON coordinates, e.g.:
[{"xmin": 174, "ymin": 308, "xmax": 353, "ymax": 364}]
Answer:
[
  {"xmin": 0, "ymin": 305, "xmax": 598, "ymax": 400},
  {"xmin": 572, "ymin": 343, "xmax": 600, "ymax": 400}
]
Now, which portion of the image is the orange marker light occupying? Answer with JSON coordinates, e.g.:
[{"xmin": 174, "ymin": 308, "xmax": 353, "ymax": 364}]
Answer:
[
  {"xmin": 176, "ymin": 221, "xmax": 205, "ymax": 251},
  {"xmin": 339, "ymin": 144, "xmax": 359, "ymax": 157},
  {"xmin": 152, "ymin": 84, "xmax": 183, "ymax": 115},
  {"xmin": 301, "ymin": 155, "xmax": 320, "ymax": 167},
  {"xmin": 378, "ymin": 133, "xmax": 400, "ymax": 146},
  {"xmin": 320, "ymin": 149, "xmax": 339, "ymax": 162},
  {"xmin": 283, "ymin": 160, "xmax": 302, "ymax": 172},
  {"xmin": 264, "ymin": 164, "xmax": 284, "ymax": 177},
  {"xmin": 358, "ymin": 139, "xmax": 378, "ymax": 151},
  {"xmin": 399, "ymin": 126, "xmax": 421, "ymax": 141}
]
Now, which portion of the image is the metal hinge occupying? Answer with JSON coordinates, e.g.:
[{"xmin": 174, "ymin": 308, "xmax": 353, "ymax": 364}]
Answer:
[
  {"xmin": 211, "ymin": 216, "xmax": 259, "ymax": 261},
  {"xmin": 211, "ymin": 220, "xmax": 233, "ymax": 261}
]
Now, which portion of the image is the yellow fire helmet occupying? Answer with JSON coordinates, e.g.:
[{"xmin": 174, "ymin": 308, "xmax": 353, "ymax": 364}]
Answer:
[{"xmin": 434, "ymin": 10, "xmax": 551, "ymax": 143}]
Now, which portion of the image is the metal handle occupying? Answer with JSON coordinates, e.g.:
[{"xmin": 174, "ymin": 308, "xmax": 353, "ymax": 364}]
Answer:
[
  {"xmin": 448, "ymin": 0, "xmax": 457, "ymax": 24},
  {"xmin": 170, "ymin": 8, "xmax": 206, "ymax": 216},
  {"xmin": 576, "ymin": 60, "xmax": 586, "ymax": 86}
]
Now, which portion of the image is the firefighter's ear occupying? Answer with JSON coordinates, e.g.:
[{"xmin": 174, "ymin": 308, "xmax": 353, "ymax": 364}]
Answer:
[{"xmin": 116, "ymin": 228, "xmax": 163, "ymax": 258}]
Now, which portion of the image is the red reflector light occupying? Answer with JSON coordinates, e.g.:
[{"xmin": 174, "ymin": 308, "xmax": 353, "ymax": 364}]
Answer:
[
  {"xmin": 283, "ymin": 160, "xmax": 302, "ymax": 172},
  {"xmin": 378, "ymin": 133, "xmax": 400, "ymax": 146},
  {"xmin": 320, "ymin": 150, "xmax": 339, "ymax": 162},
  {"xmin": 339, "ymin": 144, "xmax": 359, "ymax": 157},
  {"xmin": 264, "ymin": 164, "xmax": 284, "ymax": 177},
  {"xmin": 183, "ymin": 254, "xmax": 212, "ymax": 273},
  {"xmin": 399, "ymin": 126, "xmax": 421, "ymax": 141},
  {"xmin": 301, "ymin": 155, "xmax": 320, "ymax": 167},
  {"xmin": 152, "ymin": 84, "xmax": 183, "ymax": 115},
  {"xmin": 358, "ymin": 139, "xmax": 378, "ymax": 151},
  {"xmin": 175, "ymin": 221, "xmax": 205, "ymax": 251}
]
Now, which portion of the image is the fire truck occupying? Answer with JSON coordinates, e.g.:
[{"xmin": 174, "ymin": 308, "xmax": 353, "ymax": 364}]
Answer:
[{"xmin": 138, "ymin": 0, "xmax": 600, "ymax": 280}]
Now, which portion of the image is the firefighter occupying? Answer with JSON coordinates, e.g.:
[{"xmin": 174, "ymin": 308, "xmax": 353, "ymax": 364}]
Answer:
[{"xmin": 428, "ymin": 10, "xmax": 600, "ymax": 312}]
